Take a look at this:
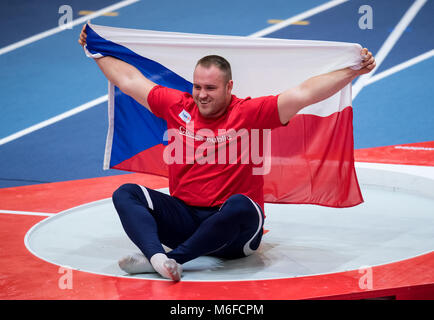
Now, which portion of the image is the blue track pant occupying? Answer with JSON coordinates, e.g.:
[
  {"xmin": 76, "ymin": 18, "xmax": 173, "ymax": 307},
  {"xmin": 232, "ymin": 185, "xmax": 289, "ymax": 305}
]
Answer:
[{"xmin": 112, "ymin": 183, "xmax": 264, "ymax": 264}]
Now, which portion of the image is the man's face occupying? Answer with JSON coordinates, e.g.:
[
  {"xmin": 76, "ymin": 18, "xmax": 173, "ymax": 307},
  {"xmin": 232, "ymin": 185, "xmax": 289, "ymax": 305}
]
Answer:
[{"xmin": 193, "ymin": 64, "xmax": 233, "ymax": 119}]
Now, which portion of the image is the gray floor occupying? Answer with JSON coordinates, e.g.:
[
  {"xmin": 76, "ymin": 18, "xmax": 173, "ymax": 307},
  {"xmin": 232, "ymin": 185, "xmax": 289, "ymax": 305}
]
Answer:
[{"xmin": 25, "ymin": 166, "xmax": 434, "ymax": 281}]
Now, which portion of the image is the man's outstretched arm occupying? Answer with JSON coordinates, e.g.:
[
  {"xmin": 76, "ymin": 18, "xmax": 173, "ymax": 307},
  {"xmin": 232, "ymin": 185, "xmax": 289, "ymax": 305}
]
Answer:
[
  {"xmin": 78, "ymin": 23, "xmax": 156, "ymax": 111},
  {"xmin": 277, "ymin": 48, "xmax": 376, "ymax": 125}
]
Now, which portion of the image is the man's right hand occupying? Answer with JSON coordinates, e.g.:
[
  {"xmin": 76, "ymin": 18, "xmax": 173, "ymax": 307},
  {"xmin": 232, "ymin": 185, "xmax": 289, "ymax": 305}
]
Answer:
[
  {"xmin": 79, "ymin": 22, "xmax": 157, "ymax": 111},
  {"xmin": 78, "ymin": 23, "xmax": 88, "ymax": 47}
]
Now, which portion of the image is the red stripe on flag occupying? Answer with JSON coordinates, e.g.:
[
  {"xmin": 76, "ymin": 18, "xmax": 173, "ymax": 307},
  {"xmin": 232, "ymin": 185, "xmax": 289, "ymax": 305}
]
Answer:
[
  {"xmin": 265, "ymin": 106, "xmax": 363, "ymax": 207},
  {"xmin": 112, "ymin": 144, "xmax": 169, "ymax": 177},
  {"xmin": 112, "ymin": 107, "xmax": 362, "ymax": 208}
]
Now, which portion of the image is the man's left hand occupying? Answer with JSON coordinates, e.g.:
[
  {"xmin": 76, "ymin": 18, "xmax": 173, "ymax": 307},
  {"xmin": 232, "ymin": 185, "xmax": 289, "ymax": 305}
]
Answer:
[{"xmin": 357, "ymin": 48, "xmax": 376, "ymax": 75}]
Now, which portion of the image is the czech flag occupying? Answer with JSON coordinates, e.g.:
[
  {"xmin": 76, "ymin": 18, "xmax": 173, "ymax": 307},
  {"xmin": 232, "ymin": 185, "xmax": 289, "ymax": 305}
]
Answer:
[{"xmin": 84, "ymin": 23, "xmax": 364, "ymax": 208}]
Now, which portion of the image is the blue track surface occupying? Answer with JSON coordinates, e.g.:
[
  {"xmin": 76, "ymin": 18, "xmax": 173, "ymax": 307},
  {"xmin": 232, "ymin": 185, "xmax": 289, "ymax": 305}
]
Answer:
[
  {"xmin": 1, "ymin": 0, "xmax": 433, "ymax": 188},
  {"xmin": 0, "ymin": 0, "xmax": 119, "ymax": 47}
]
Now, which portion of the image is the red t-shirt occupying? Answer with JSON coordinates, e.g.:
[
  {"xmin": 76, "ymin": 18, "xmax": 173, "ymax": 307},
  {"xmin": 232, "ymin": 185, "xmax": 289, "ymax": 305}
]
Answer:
[{"xmin": 147, "ymin": 85, "xmax": 283, "ymax": 210}]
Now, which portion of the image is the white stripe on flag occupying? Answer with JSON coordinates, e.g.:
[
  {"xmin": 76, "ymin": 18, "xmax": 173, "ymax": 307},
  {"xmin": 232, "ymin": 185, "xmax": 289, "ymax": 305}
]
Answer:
[{"xmin": 89, "ymin": 23, "xmax": 361, "ymax": 115}]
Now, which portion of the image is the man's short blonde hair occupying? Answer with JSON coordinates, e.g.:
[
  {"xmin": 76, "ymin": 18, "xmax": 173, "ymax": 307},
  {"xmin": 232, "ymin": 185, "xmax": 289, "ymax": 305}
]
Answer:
[{"xmin": 196, "ymin": 55, "xmax": 232, "ymax": 83}]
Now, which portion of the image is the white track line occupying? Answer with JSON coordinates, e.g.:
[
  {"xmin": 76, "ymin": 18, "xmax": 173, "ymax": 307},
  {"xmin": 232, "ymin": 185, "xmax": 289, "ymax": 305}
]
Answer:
[
  {"xmin": 0, "ymin": 210, "xmax": 55, "ymax": 217},
  {"xmin": 352, "ymin": 0, "xmax": 427, "ymax": 99},
  {"xmin": 365, "ymin": 49, "xmax": 434, "ymax": 86},
  {"xmin": 0, "ymin": 95, "xmax": 107, "ymax": 146},
  {"xmin": 0, "ymin": 0, "xmax": 139, "ymax": 56},
  {"xmin": 249, "ymin": 0, "xmax": 348, "ymax": 37}
]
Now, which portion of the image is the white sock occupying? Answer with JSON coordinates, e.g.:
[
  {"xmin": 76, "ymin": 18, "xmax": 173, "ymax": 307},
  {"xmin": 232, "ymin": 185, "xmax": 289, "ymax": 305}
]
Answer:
[
  {"xmin": 118, "ymin": 253, "xmax": 155, "ymax": 274},
  {"xmin": 150, "ymin": 253, "xmax": 182, "ymax": 281}
]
